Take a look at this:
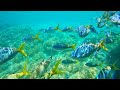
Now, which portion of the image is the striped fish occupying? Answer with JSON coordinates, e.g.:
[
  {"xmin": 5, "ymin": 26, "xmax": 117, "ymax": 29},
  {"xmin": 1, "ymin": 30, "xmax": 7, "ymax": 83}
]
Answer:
[
  {"xmin": 72, "ymin": 38, "xmax": 108, "ymax": 59},
  {"xmin": 0, "ymin": 47, "xmax": 17, "ymax": 64},
  {"xmin": 77, "ymin": 25, "xmax": 90, "ymax": 37},
  {"xmin": 0, "ymin": 43, "xmax": 27, "ymax": 65},
  {"xmin": 72, "ymin": 43, "xmax": 96, "ymax": 58}
]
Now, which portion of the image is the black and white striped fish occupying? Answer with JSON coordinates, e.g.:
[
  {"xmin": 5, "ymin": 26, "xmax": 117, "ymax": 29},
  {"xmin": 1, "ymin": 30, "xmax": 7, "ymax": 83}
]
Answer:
[
  {"xmin": 0, "ymin": 47, "xmax": 17, "ymax": 64},
  {"xmin": 72, "ymin": 43, "xmax": 96, "ymax": 58},
  {"xmin": 0, "ymin": 43, "xmax": 27, "ymax": 65}
]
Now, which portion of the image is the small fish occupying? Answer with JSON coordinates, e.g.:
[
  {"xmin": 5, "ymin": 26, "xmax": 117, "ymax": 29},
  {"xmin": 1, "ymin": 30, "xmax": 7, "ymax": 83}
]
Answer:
[
  {"xmin": 22, "ymin": 34, "xmax": 33, "ymax": 42},
  {"xmin": 0, "ymin": 42, "xmax": 27, "ymax": 65},
  {"xmin": 110, "ymin": 14, "xmax": 119, "ymax": 22},
  {"xmin": 62, "ymin": 26, "xmax": 73, "ymax": 32},
  {"xmin": 110, "ymin": 13, "xmax": 120, "ymax": 25},
  {"xmin": 47, "ymin": 27, "xmax": 54, "ymax": 31},
  {"xmin": 85, "ymin": 62, "xmax": 100, "ymax": 67},
  {"xmin": 105, "ymin": 38, "xmax": 114, "ymax": 44},
  {"xmin": 97, "ymin": 18, "xmax": 107, "ymax": 28},
  {"xmin": 53, "ymin": 43, "xmax": 76, "ymax": 50},
  {"xmin": 86, "ymin": 25, "xmax": 97, "ymax": 33},
  {"xmin": 62, "ymin": 59, "xmax": 78, "ymax": 65},
  {"xmin": 104, "ymin": 30, "xmax": 114, "ymax": 44},
  {"xmin": 77, "ymin": 25, "xmax": 90, "ymax": 37},
  {"xmin": 42, "ymin": 27, "xmax": 54, "ymax": 33},
  {"xmin": 102, "ymin": 11, "xmax": 111, "ymax": 20},
  {"xmin": 22, "ymin": 33, "xmax": 40, "ymax": 42}
]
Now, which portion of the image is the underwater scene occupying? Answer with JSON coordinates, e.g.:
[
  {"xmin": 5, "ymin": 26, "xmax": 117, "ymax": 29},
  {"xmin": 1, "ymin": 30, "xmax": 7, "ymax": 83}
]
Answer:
[{"xmin": 0, "ymin": 11, "xmax": 120, "ymax": 79}]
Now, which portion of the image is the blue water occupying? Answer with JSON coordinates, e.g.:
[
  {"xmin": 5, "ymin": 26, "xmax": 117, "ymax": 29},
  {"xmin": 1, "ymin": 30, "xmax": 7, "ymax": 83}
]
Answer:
[
  {"xmin": 0, "ymin": 11, "xmax": 103, "ymax": 26},
  {"xmin": 0, "ymin": 11, "xmax": 120, "ymax": 79}
]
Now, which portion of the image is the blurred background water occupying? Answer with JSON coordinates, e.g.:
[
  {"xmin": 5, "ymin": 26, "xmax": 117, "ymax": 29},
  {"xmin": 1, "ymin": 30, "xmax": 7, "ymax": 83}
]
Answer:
[{"xmin": 0, "ymin": 11, "xmax": 103, "ymax": 27}]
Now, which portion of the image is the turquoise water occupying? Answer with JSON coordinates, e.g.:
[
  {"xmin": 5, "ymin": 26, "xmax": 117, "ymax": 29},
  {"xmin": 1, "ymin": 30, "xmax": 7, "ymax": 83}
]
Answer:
[
  {"xmin": 0, "ymin": 11, "xmax": 102, "ymax": 25},
  {"xmin": 0, "ymin": 11, "xmax": 120, "ymax": 79}
]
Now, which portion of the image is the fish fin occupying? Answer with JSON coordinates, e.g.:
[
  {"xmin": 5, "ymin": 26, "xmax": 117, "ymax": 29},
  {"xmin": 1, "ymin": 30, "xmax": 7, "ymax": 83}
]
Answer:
[
  {"xmin": 98, "ymin": 39, "xmax": 108, "ymax": 51},
  {"xmin": 22, "ymin": 60, "xmax": 28, "ymax": 72},
  {"xmin": 48, "ymin": 69, "xmax": 65, "ymax": 79},
  {"xmin": 70, "ymin": 44, "xmax": 76, "ymax": 49},
  {"xmin": 86, "ymin": 25, "xmax": 91, "ymax": 29},
  {"xmin": 50, "ymin": 59, "xmax": 62, "ymax": 77},
  {"xmin": 32, "ymin": 33, "xmax": 40, "ymax": 41},
  {"xmin": 16, "ymin": 60, "xmax": 29, "ymax": 78},
  {"xmin": 54, "ymin": 24, "xmax": 59, "ymax": 30},
  {"xmin": 54, "ymin": 24, "xmax": 62, "ymax": 32},
  {"xmin": 17, "ymin": 42, "xmax": 27, "ymax": 57},
  {"xmin": 52, "ymin": 59, "xmax": 62, "ymax": 73}
]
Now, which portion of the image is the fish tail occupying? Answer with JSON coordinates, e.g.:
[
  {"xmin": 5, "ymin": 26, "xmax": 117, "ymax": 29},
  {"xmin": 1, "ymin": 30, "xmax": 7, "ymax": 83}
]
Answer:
[
  {"xmin": 98, "ymin": 39, "xmax": 108, "ymax": 51},
  {"xmin": 54, "ymin": 24, "xmax": 62, "ymax": 32},
  {"xmin": 55, "ymin": 24, "xmax": 59, "ymax": 30},
  {"xmin": 53, "ymin": 59, "xmax": 62, "ymax": 72},
  {"xmin": 86, "ymin": 25, "xmax": 91, "ymax": 29},
  {"xmin": 17, "ymin": 42, "xmax": 27, "ymax": 57},
  {"xmin": 51, "ymin": 59, "xmax": 62, "ymax": 75},
  {"xmin": 32, "ymin": 33, "xmax": 40, "ymax": 41},
  {"xmin": 70, "ymin": 44, "xmax": 76, "ymax": 49},
  {"xmin": 16, "ymin": 60, "xmax": 29, "ymax": 78},
  {"xmin": 22, "ymin": 59, "xmax": 29, "ymax": 75}
]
